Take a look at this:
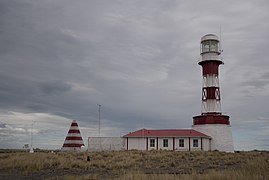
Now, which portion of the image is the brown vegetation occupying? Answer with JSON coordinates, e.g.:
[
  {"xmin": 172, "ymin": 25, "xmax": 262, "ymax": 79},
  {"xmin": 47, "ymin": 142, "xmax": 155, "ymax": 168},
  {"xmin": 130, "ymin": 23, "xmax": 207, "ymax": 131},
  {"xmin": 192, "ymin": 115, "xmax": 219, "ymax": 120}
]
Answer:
[{"xmin": 0, "ymin": 150, "xmax": 268, "ymax": 179}]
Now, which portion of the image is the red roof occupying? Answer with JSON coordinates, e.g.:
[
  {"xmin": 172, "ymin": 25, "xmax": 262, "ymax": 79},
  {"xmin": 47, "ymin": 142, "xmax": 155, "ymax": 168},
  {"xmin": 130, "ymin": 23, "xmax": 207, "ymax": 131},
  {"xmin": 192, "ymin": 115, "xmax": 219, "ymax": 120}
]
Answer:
[{"xmin": 123, "ymin": 129, "xmax": 210, "ymax": 138}]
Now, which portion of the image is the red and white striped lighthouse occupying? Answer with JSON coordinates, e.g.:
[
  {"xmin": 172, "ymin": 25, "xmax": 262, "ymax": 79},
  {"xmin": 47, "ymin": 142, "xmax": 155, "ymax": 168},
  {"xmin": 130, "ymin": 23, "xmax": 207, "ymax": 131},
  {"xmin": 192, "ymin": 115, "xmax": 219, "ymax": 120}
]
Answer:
[
  {"xmin": 62, "ymin": 120, "xmax": 84, "ymax": 151},
  {"xmin": 192, "ymin": 34, "xmax": 234, "ymax": 152}
]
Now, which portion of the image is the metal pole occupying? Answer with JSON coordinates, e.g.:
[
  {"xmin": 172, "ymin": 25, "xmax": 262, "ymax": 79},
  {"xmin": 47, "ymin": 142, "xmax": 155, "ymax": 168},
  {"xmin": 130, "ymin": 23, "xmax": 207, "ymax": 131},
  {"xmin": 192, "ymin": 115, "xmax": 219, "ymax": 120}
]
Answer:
[
  {"xmin": 97, "ymin": 104, "xmax": 101, "ymax": 151},
  {"xmin": 30, "ymin": 120, "xmax": 34, "ymax": 153},
  {"xmin": 98, "ymin": 104, "xmax": 101, "ymax": 137},
  {"xmin": 31, "ymin": 121, "xmax": 33, "ymax": 147}
]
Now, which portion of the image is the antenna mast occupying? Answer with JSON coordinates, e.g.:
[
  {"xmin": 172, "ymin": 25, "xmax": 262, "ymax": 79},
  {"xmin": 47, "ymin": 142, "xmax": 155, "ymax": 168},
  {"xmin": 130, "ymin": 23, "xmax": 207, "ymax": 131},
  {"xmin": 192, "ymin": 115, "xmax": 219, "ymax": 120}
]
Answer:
[
  {"xmin": 30, "ymin": 120, "xmax": 34, "ymax": 153},
  {"xmin": 98, "ymin": 104, "xmax": 101, "ymax": 137},
  {"xmin": 219, "ymin": 25, "xmax": 222, "ymax": 53}
]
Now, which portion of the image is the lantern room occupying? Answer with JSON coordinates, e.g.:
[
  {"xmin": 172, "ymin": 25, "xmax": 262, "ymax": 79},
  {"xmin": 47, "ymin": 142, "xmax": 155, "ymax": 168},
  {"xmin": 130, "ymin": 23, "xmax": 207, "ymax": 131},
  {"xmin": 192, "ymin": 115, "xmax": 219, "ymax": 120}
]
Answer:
[{"xmin": 200, "ymin": 34, "xmax": 220, "ymax": 54}]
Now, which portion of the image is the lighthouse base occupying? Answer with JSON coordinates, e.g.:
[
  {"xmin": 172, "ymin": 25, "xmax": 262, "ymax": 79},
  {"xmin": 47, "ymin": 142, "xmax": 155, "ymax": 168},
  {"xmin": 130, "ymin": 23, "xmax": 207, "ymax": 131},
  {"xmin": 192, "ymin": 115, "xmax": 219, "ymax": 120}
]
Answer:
[{"xmin": 192, "ymin": 124, "xmax": 234, "ymax": 152}]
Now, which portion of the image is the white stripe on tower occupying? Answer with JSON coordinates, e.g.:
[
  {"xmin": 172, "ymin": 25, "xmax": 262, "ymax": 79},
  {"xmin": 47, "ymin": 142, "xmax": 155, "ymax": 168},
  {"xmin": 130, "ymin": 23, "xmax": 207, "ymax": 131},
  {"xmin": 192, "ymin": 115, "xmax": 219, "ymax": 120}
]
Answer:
[{"xmin": 202, "ymin": 73, "xmax": 221, "ymax": 113}]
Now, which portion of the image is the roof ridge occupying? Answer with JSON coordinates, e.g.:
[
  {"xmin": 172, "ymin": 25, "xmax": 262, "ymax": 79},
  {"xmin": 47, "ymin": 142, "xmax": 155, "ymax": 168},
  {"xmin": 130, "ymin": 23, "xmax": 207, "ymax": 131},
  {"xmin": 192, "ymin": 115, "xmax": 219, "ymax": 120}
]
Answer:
[{"xmin": 146, "ymin": 128, "xmax": 192, "ymax": 130}]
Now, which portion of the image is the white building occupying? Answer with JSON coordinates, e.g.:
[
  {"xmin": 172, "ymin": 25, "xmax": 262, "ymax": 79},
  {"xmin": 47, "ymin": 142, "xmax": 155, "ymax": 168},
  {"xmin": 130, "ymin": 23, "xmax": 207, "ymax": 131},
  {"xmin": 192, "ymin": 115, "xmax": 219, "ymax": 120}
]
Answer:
[{"xmin": 123, "ymin": 129, "xmax": 211, "ymax": 151}]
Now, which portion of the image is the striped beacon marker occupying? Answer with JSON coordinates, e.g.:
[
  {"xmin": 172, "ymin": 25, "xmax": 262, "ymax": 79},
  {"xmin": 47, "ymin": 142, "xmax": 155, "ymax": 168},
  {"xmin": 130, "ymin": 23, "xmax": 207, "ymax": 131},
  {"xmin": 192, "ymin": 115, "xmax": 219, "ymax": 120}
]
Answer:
[{"xmin": 62, "ymin": 120, "xmax": 84, "ymax": 151}]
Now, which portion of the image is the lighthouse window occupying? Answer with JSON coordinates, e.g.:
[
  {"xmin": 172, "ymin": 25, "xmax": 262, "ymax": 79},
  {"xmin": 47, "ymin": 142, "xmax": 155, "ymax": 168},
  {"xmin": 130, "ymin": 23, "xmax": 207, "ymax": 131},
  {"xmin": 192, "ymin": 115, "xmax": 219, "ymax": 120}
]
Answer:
[
  {"xmin": 150, "ymin": 139, "xmax": 155, "ymax": 147},
  {"xmin": 202, "ymin": 40, "xmax": 218, "ymax": 52},
  {"xmin": 193, "ymin": 139, "xmax": 199, "ymax": 147},
  {"xmin": 179, "ymin": 139, "xmax": 184, "ymax": 147},
  {"xmin": 163, "ymin": 139, "xmax": 168, "ymax": 147},
  {"xmin": 210, "ymin": 40, "xmax": 218, "ymax": 52},
  {"xmin": 202, "ymin": 41, "xmax": 210, "ymax": 52}
]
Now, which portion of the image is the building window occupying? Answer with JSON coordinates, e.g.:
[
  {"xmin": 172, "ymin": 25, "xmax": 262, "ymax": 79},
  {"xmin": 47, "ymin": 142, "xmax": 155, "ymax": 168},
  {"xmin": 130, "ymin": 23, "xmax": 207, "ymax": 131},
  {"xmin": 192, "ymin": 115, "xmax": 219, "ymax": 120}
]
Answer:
[
  {"xmin": 193, "ymin": 139, "xmax": 198, "ymax": 147},
  {"xmin": 179, "ymin": 139, "xmax": 184, "ymax": 147},
  {"xmin": 163, "ymin": 139, "xmax": 168, "ymax": 147},
  {"xmin": 150, "ymin": 139, "xmax": 155, "ymax": 147}
]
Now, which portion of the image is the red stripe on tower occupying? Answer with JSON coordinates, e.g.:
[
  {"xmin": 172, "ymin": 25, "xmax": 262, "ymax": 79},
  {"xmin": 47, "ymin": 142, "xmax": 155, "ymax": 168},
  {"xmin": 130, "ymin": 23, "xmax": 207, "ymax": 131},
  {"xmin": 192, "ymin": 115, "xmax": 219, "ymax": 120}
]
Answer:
[
  {"xmin": 68, "ymin": 129, "xmax": 80, "ymax": 133},
  {"xmin": 61, "ymin": 120, "xmax": 84, "ymax": 151},
  {"xmin": 63, "ymin": 144, "xmax": 83, "ymax": 147},
  {"xmin": 65, "ymin": 136, "xmax": 83, "ymax": 140},
  {"xmin": 71, "ymin": 122, "xmax": 78, "ymax": 127}
]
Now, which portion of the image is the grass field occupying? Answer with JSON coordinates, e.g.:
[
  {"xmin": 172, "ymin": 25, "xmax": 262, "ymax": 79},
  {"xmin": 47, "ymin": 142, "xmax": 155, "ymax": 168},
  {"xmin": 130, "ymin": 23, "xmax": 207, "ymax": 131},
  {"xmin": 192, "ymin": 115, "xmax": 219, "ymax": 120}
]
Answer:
[{"xmin": 0, "ymin": 150, "xmax": 268, "ymax": 179}]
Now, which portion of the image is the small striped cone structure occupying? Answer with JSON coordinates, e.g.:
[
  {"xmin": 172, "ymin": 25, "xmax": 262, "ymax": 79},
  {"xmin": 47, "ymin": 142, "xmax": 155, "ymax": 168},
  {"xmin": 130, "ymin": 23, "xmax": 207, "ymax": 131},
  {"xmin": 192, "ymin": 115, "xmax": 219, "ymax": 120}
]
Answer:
[{"xmin": 62, "ymin": 120, "xmax": 84, "ymax": 151}]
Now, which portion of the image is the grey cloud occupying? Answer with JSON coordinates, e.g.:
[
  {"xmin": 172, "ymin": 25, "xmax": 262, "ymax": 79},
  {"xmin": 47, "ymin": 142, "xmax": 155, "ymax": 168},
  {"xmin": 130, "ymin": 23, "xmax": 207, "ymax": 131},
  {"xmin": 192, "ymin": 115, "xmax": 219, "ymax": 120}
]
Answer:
[
  {"xmin": 0, "ymin": 123, "xmax": 27, "ymax": 136},
  {"xmin": 26, "ymin": 103, "xmax": 49, "ymax": 112},
  {"xmin": 0, "ymin": 74, "xmax": 70, "ymax": 97},
  {"xmin": 38, "ymin": 80, "xmax": 72, "ymax": 96},
  {"xmin": 239, "ymin": 72, "xmax": 269, "ymax": 91},
  {"xmin": 241, "ymin": 79, "xmax": 269, "ymax": 90},
  {"xmin": 0, "ymin": 122, "xmax": 7, "ymax": 128}
]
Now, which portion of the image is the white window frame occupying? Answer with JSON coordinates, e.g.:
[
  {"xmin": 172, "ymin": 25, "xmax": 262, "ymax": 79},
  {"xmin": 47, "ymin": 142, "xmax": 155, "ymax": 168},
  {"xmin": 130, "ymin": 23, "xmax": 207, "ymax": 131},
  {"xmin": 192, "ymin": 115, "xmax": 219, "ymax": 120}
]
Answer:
[
  {"xmin": 150, "ymin": 139, "xmax": 155, "ymax": 147},
  {"xmin": 193, "ymin": 139, "xmax": 199, "ymax": 147},
  {"xmin": 163, "ymin": 139, "xmax": 168, "ymax": 147},
  {"xmin": 179, "ymin": 139, "xmax": 184, "ymax": 147}
]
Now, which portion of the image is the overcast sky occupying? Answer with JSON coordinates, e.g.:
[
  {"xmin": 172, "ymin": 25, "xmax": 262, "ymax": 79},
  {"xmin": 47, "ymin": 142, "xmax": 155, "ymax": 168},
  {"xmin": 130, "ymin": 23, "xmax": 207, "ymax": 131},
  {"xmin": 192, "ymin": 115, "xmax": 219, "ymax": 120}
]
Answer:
[{"xmin": 0, "ymin": 0, "xmax": 268, "ymax": 150}]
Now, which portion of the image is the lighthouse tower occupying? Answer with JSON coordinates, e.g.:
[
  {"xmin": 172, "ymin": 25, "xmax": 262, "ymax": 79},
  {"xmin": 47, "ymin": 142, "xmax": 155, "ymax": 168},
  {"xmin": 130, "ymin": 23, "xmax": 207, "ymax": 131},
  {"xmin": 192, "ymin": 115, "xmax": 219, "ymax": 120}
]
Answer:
[{"xmin": 192, "ymin": 34, "xmax": 234, "ymax": 152}]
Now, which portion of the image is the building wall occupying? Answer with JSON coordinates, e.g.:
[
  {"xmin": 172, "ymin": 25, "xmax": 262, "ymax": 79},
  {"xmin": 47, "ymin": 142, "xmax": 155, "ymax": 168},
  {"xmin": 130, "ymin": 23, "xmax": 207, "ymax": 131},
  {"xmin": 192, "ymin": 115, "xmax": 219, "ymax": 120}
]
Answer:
[
  {"xmin": 147, "ymin": 137, "xmax": 174, "ymax": 150},
  {"xmin": 126, "ymin": 137, "xmax": 146, "ymax": 150},
  {"xmin": 202, "ymin": 138, "xmax": 211, "ymax": 151},
  {"xmin": 193, "ymin": 124, "xmax": 234, "ymax": 152},
  {"xmin": 158, "ymin": 138, "xmax": 173, "ymax": 150},
  {"xmin": 174, "ymin": 137, "xmax": 189, "ymax": 151},
  {"xmin": 88, "ymin": 137, "xmax": 124, "ymax": 151},
  {"xmin": 125, "ymin": 137, "xmax": 210, "ymax": 151}
]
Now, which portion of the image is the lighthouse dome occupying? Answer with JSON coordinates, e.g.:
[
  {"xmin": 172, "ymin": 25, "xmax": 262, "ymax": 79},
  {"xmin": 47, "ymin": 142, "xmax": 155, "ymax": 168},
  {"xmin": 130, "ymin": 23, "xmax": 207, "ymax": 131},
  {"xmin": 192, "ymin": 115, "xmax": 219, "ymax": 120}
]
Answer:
[{"xmin": 201, "ymin": 34, "xmax": 219, "ymax": 42}]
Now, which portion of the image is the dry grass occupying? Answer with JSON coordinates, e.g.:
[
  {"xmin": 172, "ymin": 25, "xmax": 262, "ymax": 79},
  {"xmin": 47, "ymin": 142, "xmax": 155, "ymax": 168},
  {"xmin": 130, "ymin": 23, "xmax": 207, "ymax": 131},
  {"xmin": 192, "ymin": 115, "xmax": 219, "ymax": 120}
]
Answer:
[{"xmin": 0, "ymin": 150, "xmax": 268, "ymax": 179}]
